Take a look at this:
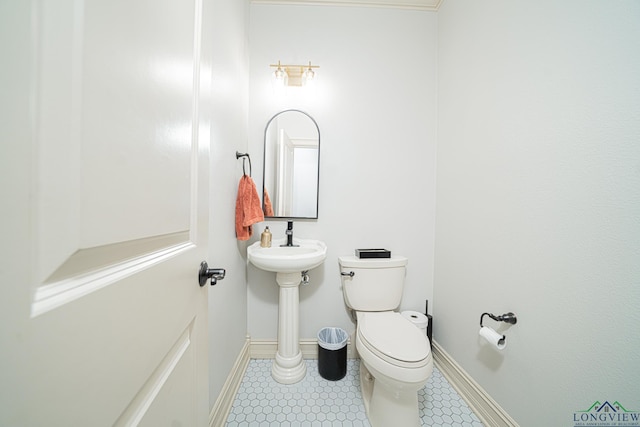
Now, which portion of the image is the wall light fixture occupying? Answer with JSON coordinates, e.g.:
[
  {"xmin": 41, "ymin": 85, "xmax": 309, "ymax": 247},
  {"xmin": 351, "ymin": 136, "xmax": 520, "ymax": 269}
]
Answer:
[{"xmin": 270, "ymin": 61, "xmax": 319, "ymax": 87}]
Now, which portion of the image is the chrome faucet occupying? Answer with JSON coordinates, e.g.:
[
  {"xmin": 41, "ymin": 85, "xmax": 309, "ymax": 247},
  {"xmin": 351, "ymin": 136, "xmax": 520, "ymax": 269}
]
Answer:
[{"xmin": 281, "ymin": 220, "xmax": 298, "ymax": 247}]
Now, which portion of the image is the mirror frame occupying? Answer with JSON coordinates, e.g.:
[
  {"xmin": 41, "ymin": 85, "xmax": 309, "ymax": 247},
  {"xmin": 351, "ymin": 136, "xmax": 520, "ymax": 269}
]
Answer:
[{"xmin": 262, "ymin": 109, "xmax": 320, "ymax": 219}]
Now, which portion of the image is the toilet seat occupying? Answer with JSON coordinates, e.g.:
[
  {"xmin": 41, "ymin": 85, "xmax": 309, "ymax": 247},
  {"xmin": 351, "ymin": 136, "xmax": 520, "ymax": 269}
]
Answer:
[{"xmin": 357, "ymin": 312, "xmax": 430, "ymax": 368}]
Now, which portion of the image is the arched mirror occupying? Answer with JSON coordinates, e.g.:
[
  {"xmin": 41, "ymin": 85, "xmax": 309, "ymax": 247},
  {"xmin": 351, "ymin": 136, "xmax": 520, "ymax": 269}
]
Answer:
[{"xmin": 262, "ymin": 110, "xmax": 320, "ymax": 219}]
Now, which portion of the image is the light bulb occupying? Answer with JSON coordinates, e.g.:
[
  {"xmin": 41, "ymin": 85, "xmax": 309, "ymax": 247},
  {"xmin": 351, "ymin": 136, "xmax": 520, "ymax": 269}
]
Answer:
[
  {"xmin": 302, "ymin": 65, "xmax": 315, "ymax": 86},
  {"xmin": 273, "ymin": 68, "xmax": 283, "ymax": 79},
  {"xmin": 272, "ymin": 61, "xmax": 288, "ymax": 87}
]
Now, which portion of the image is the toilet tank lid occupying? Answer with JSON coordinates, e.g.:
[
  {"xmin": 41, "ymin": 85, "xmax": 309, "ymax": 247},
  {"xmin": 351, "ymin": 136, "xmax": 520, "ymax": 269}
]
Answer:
[{"xmin": 338, "ymin": 255, "xmax": 407, "ymax": 268}]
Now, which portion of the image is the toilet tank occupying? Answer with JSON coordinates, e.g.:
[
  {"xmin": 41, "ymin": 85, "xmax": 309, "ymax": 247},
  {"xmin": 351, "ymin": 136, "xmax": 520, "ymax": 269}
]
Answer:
[{"xmin": 338, "ymin": 256, "xmax": 408, "ymax": 311}]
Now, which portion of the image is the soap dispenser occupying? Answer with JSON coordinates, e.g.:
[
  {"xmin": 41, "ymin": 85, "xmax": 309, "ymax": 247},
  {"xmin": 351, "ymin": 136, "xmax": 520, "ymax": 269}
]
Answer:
[{"xmin": 260, "ymin": 226, "xmax": 272, "ymax": 248}]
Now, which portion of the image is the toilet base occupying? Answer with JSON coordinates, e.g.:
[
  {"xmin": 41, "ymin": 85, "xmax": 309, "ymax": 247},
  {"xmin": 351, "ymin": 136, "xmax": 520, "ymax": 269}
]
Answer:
[{"xmin": 360, "ymin": 360, "xmax": 422, "ymax": 427}]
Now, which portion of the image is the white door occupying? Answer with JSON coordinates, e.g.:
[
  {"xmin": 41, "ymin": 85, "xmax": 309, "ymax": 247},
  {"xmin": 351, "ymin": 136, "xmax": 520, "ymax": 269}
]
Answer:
[
  {"xmin": 0, "ymin": 1, "xmax": 212, "ymax": 425},
  {"xmin": 276, "ymin": 129, "xmax": 295, "ymax": 216}
]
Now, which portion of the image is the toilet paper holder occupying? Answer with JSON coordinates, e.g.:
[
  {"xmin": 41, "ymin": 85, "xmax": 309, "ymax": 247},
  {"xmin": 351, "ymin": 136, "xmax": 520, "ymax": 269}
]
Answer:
[{"xmin": 480, "ymin": 312, "xmax": 517, "ymax": 327}]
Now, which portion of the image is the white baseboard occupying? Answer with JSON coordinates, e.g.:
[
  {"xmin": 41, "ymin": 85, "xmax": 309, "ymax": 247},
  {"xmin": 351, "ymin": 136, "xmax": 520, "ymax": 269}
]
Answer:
[
  {"xmin": 432, "ymin": 341, "xmax": 519, "ymax": 427},
  {"xmin": 208, "ymin": 336, "xmax": 251, "ymax": 427},
  {"xmin": 250, "ymin": 338, "xmax": 356, "ymax": 359}
]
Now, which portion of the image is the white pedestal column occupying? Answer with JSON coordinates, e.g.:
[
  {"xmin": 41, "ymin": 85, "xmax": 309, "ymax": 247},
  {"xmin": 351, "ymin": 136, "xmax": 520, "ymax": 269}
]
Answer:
[{"xmin": 271, "ymin": 272, "xmax": 306, "ymax": 384}]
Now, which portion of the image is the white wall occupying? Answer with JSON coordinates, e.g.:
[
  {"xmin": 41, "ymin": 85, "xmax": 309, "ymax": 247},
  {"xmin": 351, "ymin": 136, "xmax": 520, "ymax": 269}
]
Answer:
[
  {"xmin": 207, "ymin": 0, "xmax": 250, "ymax": 409},
  {"xmin": 247, "ymin": 4, "xmax": 438, "ymax": 340},
  {"xmin": 435, "ymin": 0, "xmax": 640, "ymax": 425}
]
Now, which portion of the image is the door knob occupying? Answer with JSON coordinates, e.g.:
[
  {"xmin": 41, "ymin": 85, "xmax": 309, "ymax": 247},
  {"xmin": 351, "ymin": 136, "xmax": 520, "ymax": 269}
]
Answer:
[{"xmin": 199, "ymin": 261, "xmax": 226, "ymax": 287}]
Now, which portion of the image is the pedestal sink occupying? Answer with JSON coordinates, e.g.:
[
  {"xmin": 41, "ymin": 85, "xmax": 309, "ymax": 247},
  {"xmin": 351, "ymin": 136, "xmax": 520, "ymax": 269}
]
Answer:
[{"xmin": 248, "ymin": 238, "xmax": 327, "ymax": 384}]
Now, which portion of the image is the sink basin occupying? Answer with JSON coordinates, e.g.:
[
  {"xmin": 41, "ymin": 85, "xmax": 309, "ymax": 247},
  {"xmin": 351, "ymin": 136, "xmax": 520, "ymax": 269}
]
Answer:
[{"xmin": 248, "ymin": 238, "xmax": 327, "ymax": 273}]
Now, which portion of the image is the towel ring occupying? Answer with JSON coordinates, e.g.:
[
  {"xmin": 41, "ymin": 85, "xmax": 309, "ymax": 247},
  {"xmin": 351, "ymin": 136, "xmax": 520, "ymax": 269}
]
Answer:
[{"xmin": 236, "ymin": 151, "xmax": 252, "ymax": 177}]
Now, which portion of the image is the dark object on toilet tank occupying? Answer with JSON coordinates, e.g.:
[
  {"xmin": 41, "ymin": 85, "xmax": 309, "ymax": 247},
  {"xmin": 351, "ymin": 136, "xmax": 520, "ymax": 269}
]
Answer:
[{"xmin": 355, "ymin": 249, "xmax": 391, "ymax": 258}]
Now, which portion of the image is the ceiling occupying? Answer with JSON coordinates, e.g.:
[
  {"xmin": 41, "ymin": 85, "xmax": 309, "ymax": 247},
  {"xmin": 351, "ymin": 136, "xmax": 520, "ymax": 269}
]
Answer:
[{"xmin": 251, "ymin": 0, "xmax": 442, "ymax": 11}]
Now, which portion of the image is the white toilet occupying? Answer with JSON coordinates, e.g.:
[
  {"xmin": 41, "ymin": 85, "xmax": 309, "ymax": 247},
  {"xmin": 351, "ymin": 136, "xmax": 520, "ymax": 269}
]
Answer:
[{"xmin": 338, "ymin": 256, "xmax": 432, "ymax": 427}]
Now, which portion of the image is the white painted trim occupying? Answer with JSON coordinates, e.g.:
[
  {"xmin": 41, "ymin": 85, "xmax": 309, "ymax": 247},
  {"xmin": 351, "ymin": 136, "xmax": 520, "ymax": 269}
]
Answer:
[
  {"xmin": 209, "ymin": 337, "xmax": 251, "ymax": 427},
  {"xmin": 250, "ymin": 338, "xmax": 355, "ymax": 359},
  {"xmin": 249, "ymin": 339, "xmax": 278, "ymax": 359},
  {"xmin": 432, "ymin": 341, "xmax": 520, "ymax": 427},
  {"xmin": 31, "ymin": 241, "xmax": 193, "ymax": 317},
  {"xmin": 250, "ymin": 0, "xmax": 442, "ymax": 11},
  {"xmin": 115, "ymin": 322, "xmax": 194, "ymax": 426}
]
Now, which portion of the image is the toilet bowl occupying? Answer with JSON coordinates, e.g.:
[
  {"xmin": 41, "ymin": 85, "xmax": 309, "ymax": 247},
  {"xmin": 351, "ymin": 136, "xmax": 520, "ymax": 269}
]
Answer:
[
  {"xmin": 338, "ymin": 255, "xmax": 432, "ymax": 427},
  {"xmin": 355, "ymin": 311, "xmax": 432, "ymax": 427}
]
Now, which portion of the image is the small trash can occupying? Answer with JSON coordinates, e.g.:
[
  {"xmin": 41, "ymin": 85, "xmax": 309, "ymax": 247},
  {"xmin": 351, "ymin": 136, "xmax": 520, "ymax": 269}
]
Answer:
[{"xmin": 317, "ymin": 327, "xmax": 348, "ymax": 381}]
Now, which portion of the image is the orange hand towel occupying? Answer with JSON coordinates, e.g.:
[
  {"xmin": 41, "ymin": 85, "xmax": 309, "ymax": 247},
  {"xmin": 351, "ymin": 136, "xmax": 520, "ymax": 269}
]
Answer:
[{"xmin": 235, "ymin": 175, "xmax": 264, "ymax": 241}]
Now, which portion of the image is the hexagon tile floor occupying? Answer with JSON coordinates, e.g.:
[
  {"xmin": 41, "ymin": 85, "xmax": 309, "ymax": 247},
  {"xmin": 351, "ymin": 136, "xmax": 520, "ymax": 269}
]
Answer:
[{"xmin": 225, "ymin": 359, "xmax": 485, "ymax": 427}]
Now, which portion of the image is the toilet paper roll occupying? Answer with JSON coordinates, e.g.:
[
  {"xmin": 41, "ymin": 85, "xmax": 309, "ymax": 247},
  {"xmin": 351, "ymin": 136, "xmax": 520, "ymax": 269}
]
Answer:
[
  {"xmin": 401, "ymin": 310, "xmax": 429, "ymax": 332},
  {"xmin": 479, "ymin": 326, "xmax": 506, "ymax": 350}
]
